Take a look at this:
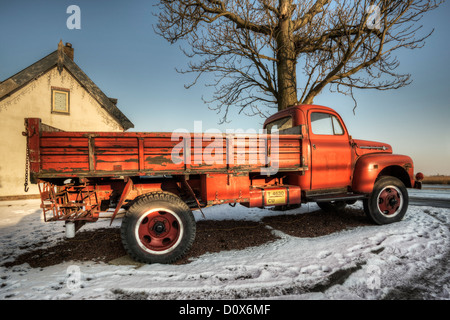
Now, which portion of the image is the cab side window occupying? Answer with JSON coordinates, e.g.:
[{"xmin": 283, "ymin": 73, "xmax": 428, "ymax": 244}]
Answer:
[{"xmin": 311, "ymin": 112, "xmax": 344, "ymax": 135}]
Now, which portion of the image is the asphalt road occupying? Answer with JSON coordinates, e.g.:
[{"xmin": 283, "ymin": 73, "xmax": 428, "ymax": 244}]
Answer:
[
  {"xmin": 409, "ymin": 198, "xmax": 450, "ymax": 209},
  {"xmin": 408, "ymin": 184, "xmax": 450, "ymax": 209}
]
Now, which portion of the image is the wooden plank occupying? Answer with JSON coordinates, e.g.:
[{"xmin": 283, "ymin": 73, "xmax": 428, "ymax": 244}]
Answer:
[
  {"xmin": 138, "ymin": 138, "xmax": 144, "ymax": 171},
  {"xmin": 88, "ymin": 135, "xmax": 95, "ymax": 172}
]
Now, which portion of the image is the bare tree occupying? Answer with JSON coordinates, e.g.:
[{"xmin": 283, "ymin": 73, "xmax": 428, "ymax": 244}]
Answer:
[{"xmin": 156, "ymin": 0, "xmax": 443, "ymax": 123}]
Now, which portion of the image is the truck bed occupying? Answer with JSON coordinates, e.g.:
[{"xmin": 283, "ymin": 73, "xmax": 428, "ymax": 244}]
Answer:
[{"xmin": 26, "ymin": 118, "xmax": 306, "ymax": 181}]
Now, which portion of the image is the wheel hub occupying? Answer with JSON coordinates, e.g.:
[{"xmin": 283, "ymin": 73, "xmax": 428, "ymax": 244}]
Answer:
[
  {"xmin": 389, "ymin": 197, "xmax": 398, "ymax": 207},
  {"xmin": 153, "ymin": 221, "xmax": 166, "ymax": 235},
  {"xmin": 137, "ymin": 209, "xmax": 181, "ymax": 252},
  {"xmin": 377, "ymin": 186, "xmax": 402, "ymax": 216}
]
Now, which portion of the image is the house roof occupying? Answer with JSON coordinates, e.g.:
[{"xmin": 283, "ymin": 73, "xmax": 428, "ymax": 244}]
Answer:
[{"xmin": 0, "ymin": 42, "xmax": 134, "ymax": 130}]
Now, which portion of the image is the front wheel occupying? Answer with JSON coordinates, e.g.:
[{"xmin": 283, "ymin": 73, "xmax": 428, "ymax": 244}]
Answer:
[
  {"xmin": 121, "ymin": 191, "xmax": 196, "ymax": 264},
  {"xmin": 363, "ymin": 176, "xmax": 409, "ymax": 225}
]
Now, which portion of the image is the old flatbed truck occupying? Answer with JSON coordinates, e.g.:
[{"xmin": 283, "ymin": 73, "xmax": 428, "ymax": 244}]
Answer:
[{"xmin": 24, "ymin": 104, "xmax": 423, "ymax": 264}]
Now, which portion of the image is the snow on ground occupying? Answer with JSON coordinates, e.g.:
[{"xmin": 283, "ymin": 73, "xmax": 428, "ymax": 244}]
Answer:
[{"xmin": 0, "ymin": 191, "xmax": 449, "ymax": 300}]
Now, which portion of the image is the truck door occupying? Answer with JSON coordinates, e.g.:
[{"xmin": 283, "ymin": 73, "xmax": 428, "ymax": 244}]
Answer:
[{"xmin": 309, "ymin": 111, "xmax": 352, "ymax": 190}]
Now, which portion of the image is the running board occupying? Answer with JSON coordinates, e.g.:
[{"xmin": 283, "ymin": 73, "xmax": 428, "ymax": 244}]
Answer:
[{"xmin": 306, "ymin": 193, "xmax": 366, "ymax": 203}]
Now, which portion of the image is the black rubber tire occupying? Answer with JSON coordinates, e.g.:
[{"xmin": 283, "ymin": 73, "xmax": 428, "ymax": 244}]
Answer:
[
  {"xmin": 121, "ymin": 191, "xmax": 196, "ymax": 264},
  {"xmin": 363, "ymin": 176, "xmax": 409, "ymax": 225},
  {"xmin": 317, "ymin": 201, "xmax": 347, "ymax": 212}
]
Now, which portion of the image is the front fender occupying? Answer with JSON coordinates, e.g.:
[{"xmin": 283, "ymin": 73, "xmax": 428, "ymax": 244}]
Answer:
[{"xmin": 352, "ymin": 154, "xmax": 414, "ymax": 194}]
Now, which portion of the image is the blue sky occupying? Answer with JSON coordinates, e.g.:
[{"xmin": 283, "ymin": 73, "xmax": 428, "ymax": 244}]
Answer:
[{"xmin": 1, "ymin": 0, "xmax": 449, "ymax": 175}]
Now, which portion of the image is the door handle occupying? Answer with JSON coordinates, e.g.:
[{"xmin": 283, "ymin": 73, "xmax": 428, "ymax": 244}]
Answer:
[{"xmin": 313, "ymin": 144, "xmax": 316, "ymax": 150}]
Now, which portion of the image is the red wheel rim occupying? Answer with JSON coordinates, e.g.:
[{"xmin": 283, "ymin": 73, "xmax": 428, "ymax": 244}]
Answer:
[
  {"xmin": 136, "ymin": 208, "xmax": 182, "ymax": 253},
  {"xmin": 377, "ymin": 186, "xmax": 402, "ymax": 217}
]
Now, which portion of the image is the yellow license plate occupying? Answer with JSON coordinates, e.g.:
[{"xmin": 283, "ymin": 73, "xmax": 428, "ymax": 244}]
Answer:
[{"xmin": 265, "ymin": 189, "xmax": 286, "ymax": 205}]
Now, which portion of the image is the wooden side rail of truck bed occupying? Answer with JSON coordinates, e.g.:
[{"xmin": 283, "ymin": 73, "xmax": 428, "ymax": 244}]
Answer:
[{"xmin": 25, "ymin": 118, "xmax": 306, "ymax": 181}]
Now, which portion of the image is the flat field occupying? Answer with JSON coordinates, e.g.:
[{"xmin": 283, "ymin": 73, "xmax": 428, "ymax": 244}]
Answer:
[{"xmin": 423, "ymin": 175, "xmax": 450, "ymax": 185}]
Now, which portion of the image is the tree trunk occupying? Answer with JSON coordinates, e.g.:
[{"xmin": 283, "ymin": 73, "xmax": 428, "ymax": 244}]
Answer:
[
  {"xmin": 276, "ymin": 0, "xmax": 298, "ymax": 111},
  {"xmin": 302, "ymin": 93, "xmax": 316, "ymax": 105}
]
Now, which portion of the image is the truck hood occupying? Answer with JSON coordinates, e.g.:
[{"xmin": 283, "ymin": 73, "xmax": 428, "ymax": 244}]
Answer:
[{"xmin": 352, "ymin": 139, "xmax": 392, "ymax": 157}]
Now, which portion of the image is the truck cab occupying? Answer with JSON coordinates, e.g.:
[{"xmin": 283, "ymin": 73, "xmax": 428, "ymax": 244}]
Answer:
[{"xmin": 264, "ymin": 104, "xmax": 422, "ymax": 224}]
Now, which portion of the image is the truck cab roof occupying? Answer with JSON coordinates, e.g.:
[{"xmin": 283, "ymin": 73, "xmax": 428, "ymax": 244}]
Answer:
[{"xmin": 264, "ymin": 104, "xmax": 337, "ymax": 127}]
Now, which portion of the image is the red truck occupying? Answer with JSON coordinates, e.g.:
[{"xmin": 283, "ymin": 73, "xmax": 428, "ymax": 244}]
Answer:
[{"xmin": 24, "ymin": 104, "xmax": 423, "ymax": 264}]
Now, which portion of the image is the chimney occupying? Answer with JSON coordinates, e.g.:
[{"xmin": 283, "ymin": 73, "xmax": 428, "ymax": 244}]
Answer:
[{"xmin": 64, "ymin": 43, "xmax": 74, "ymax": 61}]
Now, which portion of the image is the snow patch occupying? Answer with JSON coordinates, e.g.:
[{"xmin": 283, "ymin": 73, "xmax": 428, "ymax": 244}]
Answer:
[{"xmin": 0, "ymin": 197, "xmax": 449, "ymax": 300}]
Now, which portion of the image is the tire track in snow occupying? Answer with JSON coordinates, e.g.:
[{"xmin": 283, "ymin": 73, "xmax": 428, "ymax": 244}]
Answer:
[
  {"xmin": 110, "ymin": 263, "xmax": 367, "ymax": 300},
  {"xmin": 383, "ymin": 209, "xmax": 450, "ymax": 299},
  {"xmin": 98, "ymin": 208, "xmax": 450, "ymax": 300}
]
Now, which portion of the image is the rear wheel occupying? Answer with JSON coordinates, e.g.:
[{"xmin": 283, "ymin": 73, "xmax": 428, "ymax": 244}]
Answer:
[
  {"xmin": 121, "ymin": 191, "xmax": 196, "ymax": 264},
  {"xmin": 363, "ymin": 176, "xmax": 408, "ymax": 225}
]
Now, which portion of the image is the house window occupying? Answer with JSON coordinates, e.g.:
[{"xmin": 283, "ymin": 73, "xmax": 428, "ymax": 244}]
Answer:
[{"xmin": 51, "ymin": 87, "xmax": 70, "ymax": 114}]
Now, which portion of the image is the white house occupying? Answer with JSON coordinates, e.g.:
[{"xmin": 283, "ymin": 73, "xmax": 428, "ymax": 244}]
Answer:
[{"xmin": 0, "ymin": 41, "xmax": 134, "ymax": 199}]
